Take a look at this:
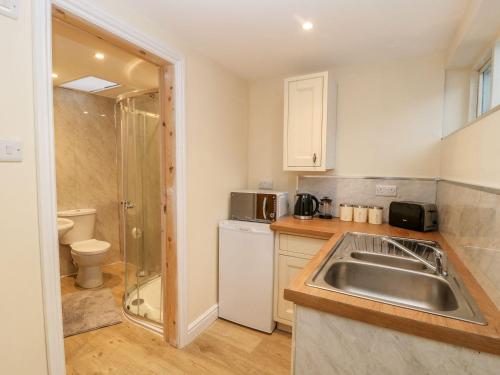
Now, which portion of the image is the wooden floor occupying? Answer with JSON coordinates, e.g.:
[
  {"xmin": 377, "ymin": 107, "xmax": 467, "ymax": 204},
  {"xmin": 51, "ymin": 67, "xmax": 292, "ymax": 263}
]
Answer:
[{"xmin": 61, "ymin": 263, "xmax": 292, "ymax": 374}]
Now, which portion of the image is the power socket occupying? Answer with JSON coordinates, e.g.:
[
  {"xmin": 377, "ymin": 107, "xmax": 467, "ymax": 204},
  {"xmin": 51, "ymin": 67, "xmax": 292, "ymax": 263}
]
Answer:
[
  {"xmin": 375, "ymin": 184, "xmax": 397, "ymax": 197},
  {"xmin": 258, "ymin": 180, "xmax": 273, "ymax": 190}
]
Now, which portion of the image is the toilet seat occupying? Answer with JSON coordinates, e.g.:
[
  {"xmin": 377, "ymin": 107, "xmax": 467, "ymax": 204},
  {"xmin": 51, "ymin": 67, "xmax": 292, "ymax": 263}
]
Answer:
[{"xmin": 70, "ymin": 239, "xmax": 110, "ymax": 255}]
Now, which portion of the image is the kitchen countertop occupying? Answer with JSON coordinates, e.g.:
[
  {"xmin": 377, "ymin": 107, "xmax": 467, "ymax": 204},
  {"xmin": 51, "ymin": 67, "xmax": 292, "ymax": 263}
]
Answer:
[{"xmin": 270, "ymin": 216, "xmax": 500, "ymax": 355}]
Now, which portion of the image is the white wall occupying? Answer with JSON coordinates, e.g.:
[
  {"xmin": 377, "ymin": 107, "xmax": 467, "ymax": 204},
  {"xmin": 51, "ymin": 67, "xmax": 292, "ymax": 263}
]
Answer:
[
  {"xmin": 248, "ymin": 78, "xmax": 298, "ymax": 204},
  {"xmin": 443, "ymin": 68, "xmax": 473, "ymax": 136},
  {"xmin": 334, "ymin": 54, "xmax": 444, "ymax": 177},
  {"xmin": 248, "ymin": 54, "xmax": 445, "ymax": 194},
  {"xmin": 441, "ymin": 107, "xmax": 500, "ymax": 188},
  {"xmin": 185, "ymin": 54, "xmax": 248, "ymax": 323},
  {"xmin": 0, "ymin": 2, "xmax": 49, "ymax": 374}
]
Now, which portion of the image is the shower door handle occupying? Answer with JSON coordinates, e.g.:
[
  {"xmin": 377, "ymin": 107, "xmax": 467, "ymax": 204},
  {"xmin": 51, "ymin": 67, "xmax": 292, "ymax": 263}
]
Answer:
[{"xmin": 123, "ymin": 201, "xmax": 135, "ymax": 209}]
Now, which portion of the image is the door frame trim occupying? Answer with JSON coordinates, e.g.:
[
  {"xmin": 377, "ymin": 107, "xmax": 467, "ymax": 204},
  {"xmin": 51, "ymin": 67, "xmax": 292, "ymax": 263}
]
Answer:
[{"xmin": 32, "ymin": 1, "xmax": 188, "ymax": 373}]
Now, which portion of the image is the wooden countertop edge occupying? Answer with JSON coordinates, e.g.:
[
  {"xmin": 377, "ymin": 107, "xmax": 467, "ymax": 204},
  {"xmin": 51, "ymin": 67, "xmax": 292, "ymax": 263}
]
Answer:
[
  {"xmin": 272, "ymin": 217, "xmax": 500, "ymax": 355},
  {"xmin": 270, "ymin": 222, "xmax": 335, "ymax": 238}
]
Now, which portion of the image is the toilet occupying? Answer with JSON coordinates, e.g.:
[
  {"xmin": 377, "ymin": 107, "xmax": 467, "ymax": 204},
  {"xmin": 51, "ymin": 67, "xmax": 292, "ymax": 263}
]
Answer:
[{"xmin": 58, "ymin": 208, "xmax": 111, "ymax": 288}]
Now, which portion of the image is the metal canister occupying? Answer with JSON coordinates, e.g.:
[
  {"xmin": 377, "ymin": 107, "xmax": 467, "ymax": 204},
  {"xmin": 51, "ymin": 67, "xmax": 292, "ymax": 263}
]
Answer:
[
  {"xmin": 339, "ymin": 203, "xmax": 353, "ymax": 221},
  {"xmin": 353, "ymin": 205, "xmax": 368, "ymax": 223},
  {"xmin": 368, "ymin": 206, "xmax": 383, "ymax": 225}
]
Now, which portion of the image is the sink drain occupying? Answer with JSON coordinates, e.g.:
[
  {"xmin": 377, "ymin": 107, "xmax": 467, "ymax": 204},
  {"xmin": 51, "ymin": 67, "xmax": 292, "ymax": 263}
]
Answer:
[{"xmin": 131, "ymin": 298, "xmax": 144, "ymax": 306}]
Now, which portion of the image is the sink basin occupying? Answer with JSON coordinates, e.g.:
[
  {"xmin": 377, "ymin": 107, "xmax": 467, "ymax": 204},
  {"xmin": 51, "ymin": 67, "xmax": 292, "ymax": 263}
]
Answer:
[
  {"xmin": 57, "ymin": 217, "xmax": 74, "ymax": 239},
  {"xmin": 325, "ymin": 261, "xmax": 458, "ymax": 311},
  {"xmin": 307, "ymin": 232, "xmax": 487, "ymax": 325},
  {"xmin": 350, "ymin": 251, "xmax": 426, "ymax": 271}
]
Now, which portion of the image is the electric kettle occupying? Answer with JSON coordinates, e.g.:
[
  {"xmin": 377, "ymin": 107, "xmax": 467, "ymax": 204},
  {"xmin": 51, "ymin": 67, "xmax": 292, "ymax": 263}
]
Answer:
[{"xmin": 294, "ymin": 193, "xmax": 319, "ymax": 220}]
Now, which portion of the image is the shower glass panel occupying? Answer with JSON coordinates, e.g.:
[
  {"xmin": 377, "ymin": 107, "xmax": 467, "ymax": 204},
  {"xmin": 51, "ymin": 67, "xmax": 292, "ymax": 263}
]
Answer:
[{"xmin": 117, "ymin": 90, "xmax": 163, "ymax": 326}]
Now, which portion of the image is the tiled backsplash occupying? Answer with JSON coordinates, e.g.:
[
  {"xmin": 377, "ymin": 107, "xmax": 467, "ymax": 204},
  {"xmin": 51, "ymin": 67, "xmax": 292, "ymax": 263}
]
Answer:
[
  {"xmin": 437, "ymin": 180, "xmax": 500, "ymax": 309},
  {"xmin": 297, "ymin": 176, "xmax": 437, "ymax": 222}
]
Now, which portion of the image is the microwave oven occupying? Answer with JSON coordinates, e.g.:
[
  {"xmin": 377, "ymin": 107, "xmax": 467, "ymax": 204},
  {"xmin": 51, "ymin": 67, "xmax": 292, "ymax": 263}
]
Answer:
[{"xmin": 230, "ymin": 190, "xmax": 289, "ymax": 223}]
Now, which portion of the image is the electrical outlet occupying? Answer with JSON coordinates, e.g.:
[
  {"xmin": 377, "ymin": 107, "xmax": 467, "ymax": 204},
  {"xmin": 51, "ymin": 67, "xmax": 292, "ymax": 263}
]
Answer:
[
  {"xmin": 375, "ymin": 184, "xmax": 397, "ymax": 197},
  {"xmin": 258, "ymin": 180, "xmax": 273, "ymax": 190}
]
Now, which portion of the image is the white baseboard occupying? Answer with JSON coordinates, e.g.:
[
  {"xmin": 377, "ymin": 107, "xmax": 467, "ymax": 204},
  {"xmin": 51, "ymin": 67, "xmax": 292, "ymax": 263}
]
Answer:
[{"xmin": 183, "ymin": 304, "xmax": 218, "ymax": 346}]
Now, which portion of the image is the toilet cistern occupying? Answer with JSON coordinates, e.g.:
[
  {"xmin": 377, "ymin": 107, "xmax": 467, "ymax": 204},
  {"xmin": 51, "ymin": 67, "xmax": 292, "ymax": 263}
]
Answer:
[{"xmin": 57, "ymin": 217, "xmax": 74, "ymax": 239}]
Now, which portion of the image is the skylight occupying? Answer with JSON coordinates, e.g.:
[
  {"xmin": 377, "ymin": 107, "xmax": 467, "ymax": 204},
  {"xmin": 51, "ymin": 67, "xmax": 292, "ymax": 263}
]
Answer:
[{"xmin": 59, "ymin": 76, "xmax": 120, "ymax": 93}]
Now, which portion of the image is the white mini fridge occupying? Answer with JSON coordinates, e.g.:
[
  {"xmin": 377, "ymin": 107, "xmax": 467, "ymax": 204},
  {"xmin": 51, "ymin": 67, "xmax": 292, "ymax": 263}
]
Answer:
[{"xmin": 218, "ymin": 220, "xmax": 276, "ymax": 333}]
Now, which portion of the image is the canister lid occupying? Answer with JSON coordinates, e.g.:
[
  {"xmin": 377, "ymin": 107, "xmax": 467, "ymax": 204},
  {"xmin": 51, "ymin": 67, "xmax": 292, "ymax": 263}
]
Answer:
[
  {"xmin": 353, "ymin": 204, "xmax": 368, "ymax": 208},
  {"xmin": 339, "ymin": 203, "xmax": 353, "ymax": 207},
  {"xmin": 368, "ymin": 205, "xmax": 384, "ymax": 209}
]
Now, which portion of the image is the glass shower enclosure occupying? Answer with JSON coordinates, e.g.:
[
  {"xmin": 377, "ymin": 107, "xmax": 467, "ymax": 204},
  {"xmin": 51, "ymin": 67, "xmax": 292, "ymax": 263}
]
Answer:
[{"xmin": 116, "ymin": 89, "xmax": 163, "ymax": 330}]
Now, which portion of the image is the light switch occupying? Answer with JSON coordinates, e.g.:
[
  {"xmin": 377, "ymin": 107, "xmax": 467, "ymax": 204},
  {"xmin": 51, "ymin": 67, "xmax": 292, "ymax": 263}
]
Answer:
[
  {"xmin": 0, "ymin": 139, "xmax": 23, "ymax": 162},
  {"xmin": 0, "ymin": 0, "xmax": 18, "ymax": 20}
]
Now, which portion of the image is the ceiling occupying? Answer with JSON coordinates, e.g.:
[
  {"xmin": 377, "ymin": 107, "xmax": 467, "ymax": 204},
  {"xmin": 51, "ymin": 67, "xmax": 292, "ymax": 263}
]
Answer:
[
  {"xmin": 446, "ymin": 0, "xmax": 500, "ymax": 68},
  {"xmin": 52, "ymin": 19, "xmax": 159, "ymax": 98},
  {"xmin": 118, "ymin": 0, "xmax": 470, "ymax": 79}
]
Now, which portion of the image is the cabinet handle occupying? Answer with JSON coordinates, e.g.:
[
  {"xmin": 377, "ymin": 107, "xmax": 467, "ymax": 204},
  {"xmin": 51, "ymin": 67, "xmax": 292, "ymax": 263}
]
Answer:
[{"xmin": 313, "ymin": 153, "xmax": 317, "ymax": 164}]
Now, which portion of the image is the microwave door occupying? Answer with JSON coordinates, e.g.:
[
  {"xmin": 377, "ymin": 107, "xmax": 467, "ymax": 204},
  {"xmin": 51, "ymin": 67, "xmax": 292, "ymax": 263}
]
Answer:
[
  {"xmin": 231, "ymin": 193, "xmax": 256, "ymax": 221},
  {"xmin": 256, "ymin": 194, "xmax": 276, "ymax": 222},
  {"xmin": 256, "ymin": 194, "xmax": 267, "ymax": 221}
]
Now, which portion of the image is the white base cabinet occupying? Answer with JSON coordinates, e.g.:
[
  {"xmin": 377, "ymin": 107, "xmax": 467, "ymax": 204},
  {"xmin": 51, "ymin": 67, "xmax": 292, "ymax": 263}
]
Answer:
[
  {"xmin": 276, "ymin": 254, "xmax": 310, "ymax": 323},
  {"xmin": 273, "ymin": 233, "xmax": 327, "ymax": 327}
]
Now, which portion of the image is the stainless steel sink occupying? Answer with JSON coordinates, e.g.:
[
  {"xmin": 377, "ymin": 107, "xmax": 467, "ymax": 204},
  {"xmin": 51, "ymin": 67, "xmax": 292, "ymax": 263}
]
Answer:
[
  {"xmin": 306, "ymin": 232, "xmax": 487, "ymax": 325},
  {"xmin": 350, "ymin": 251, "xmax": 426, "ymax": 271}
]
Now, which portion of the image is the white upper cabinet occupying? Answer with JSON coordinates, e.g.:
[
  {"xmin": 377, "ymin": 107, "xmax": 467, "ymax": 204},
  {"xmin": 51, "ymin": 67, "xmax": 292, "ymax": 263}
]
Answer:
[{"xmin": 283, "ymin": 71, "xmax": 337, "ymax": 171}]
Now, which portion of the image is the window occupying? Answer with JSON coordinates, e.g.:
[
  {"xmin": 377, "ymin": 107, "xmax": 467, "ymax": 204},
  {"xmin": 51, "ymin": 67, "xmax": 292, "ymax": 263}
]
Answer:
[{"xmin": 477, "ymin": 59, "xmax": 492, "ymax": 116}]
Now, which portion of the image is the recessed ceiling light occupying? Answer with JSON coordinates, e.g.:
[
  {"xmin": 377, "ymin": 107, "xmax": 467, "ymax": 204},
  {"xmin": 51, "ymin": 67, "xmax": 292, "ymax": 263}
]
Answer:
[
  {"xmin": 100, "ymin": 114, "xmax": 106, "ymax": 117},
  {"xmin": 94, "ymin": 52, "xmax": 105, "ymax": 60},
  {"xmin": 52, "ymin": 73, "xmax": 58, "ymax": 78},
  {"xmin": 83, "ymin": 111, "xmax": 89, "ymax": 115},
  {"xmin": 302, "ymin": 21, "xmax": 313, "ymax": 31}
]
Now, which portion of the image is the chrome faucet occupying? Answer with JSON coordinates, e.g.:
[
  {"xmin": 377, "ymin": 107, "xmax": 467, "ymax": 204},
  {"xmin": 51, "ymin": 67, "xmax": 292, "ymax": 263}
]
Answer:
[
  {"xmin": 381, "ymin": 237, "xmax": 448, "ymax": 276},
  {"xmin": 421, "ymin": 243, "xmax": 448, "ymax": 277}
]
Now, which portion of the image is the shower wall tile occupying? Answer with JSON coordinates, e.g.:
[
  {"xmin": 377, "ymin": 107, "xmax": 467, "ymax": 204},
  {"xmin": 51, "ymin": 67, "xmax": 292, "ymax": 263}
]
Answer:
[
  {"xmin": 54, "ymin": 88, "xmax": 121, "ymax": 276},
  {"xmin": 437, "ymin": 181, "xmax": 500, "ymax": 308},
  {"xmin": 298, "ymin": 176, "xmax": 437, "ymax": 222}
]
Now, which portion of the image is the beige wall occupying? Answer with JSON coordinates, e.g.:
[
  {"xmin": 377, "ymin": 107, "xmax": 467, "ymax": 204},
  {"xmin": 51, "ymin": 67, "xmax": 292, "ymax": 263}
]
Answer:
[
  {"xmin": 248, "ymin": 78, "xmax": 298, "ymax": 207},
  {"xmin": 440, "ymin": 108, "xmax": 500, "ymax": 189},
  {"xmin": 248, "ymin": 55, "xmax": 445, "ymax": 198},
  {"xmin": 443, "ymin": 68, "xmax": 473, "ymax": 136},
  {"xmin": 0, "ymin": 2, "xmax": 48, "ymax": 374},
  {"xmin": 185, "ymin": 54, "xmax": 249, "ymax": 322},
  {"xmin": 334, "ymin": 54, "xmax": 444, "ymax": 177},
  {"xmin": 54, "ymin": 88, "xmax": 121, "ymax": 276}
]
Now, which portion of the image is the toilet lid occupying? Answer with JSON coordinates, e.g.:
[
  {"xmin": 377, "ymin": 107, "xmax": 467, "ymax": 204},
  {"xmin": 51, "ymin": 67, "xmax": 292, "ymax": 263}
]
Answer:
[{"xmin": 70, "ymin": 239, "xmax": 110, "ymax": 255}]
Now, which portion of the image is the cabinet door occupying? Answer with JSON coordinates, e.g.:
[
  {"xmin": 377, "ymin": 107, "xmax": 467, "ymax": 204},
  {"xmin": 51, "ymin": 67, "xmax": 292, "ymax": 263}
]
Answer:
[
  {"xmin": 277, "ymin": 254, "xmax": 310, "ymax": 324},
  {"xmin": 285, "ymin": 76, "xmax": 324, "ymax": 167}
]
